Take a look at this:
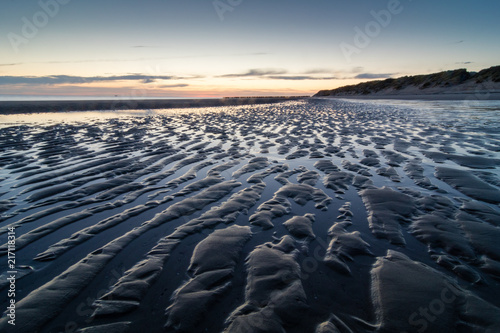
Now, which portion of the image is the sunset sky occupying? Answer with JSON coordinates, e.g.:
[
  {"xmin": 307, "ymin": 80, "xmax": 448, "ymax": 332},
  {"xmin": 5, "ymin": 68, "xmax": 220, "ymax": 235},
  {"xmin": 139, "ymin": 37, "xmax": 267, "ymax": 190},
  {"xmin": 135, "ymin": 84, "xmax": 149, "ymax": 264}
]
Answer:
[{"xmin": 1, "ymin": 0, "xmax": 499, "ymax": 99}]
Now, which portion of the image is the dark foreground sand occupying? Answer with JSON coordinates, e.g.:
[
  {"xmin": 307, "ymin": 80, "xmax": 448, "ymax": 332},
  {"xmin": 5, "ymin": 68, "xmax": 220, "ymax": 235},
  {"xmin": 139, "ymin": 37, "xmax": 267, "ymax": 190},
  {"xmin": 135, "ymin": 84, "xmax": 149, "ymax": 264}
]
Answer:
[{"xmin": 0, "ymin": 98, "xmax": 499, "ymax": 332}]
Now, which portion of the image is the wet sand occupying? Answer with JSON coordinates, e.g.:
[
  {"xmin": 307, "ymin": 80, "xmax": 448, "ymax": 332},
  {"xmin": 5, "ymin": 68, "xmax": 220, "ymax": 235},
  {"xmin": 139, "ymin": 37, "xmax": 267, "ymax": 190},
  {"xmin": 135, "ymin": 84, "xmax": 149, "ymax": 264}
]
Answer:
[
  {"xmin": 0, "ymin": 97, "xmax": 305, "ymax": 114},
  {"xmin": 0, "ymin": 98, "xmax": 499, "ymax": 332}
]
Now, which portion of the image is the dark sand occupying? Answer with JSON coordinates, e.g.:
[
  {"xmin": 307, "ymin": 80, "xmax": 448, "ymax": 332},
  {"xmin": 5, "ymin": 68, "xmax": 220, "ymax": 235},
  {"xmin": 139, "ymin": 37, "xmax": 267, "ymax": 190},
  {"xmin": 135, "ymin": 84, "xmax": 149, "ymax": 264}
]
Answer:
[
  {"xmin": 0, "ymin": 98, "xmax": 499, "ymax": 332},
  {"xmin": 0, "ymin": 97, "xmax": 305, "ymax": 114}
]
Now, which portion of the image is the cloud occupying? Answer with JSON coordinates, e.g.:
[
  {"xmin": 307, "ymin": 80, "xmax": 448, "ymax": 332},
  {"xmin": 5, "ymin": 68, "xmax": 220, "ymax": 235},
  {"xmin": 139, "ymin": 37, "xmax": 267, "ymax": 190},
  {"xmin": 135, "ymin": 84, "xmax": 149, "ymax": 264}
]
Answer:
[
  {"xmin": 267, "ymin": 75, "xmax": 337, "ymax": 81},
  {"xmin": 303, "ymin": 68, "xmax": 335, "ymax": 75},
  {"xmin": 0, "ymin": 74, "xmax": 196, "ymax": 85},
  {"xmin": 456, "ymin": 61, "xmax": 473, "ymax": 64},
  {"xmin": 354, "ymin": 73, "xmax": 394, "ymax": 79},
  {"xmin": 0, "ymin": 63, "xmax": 21, "ymax": 67},
  {"xmin": 159, "ymin": 84, "xmax": 189, "ymax": 88},
  {"xmin": 351, "ymin": 67, "xmax": 364, "ymax": 73},
  {"xmin": 219, "ymin": 69, "xmax": 336, "ymax": 80},
  {"xmin": 0, "ymin": 52, "xmax": 270, "ymax": 67},
  {"xmin": 236, "ymin": 52, "xmax": 270, "ymax": 56},
  {"xmin": 219, "ymin": 68, "xmax": 288, "ymax": 78},
  {"xmin": 131, "ymin": 45, "xmax": 159, "ymax": 48}
]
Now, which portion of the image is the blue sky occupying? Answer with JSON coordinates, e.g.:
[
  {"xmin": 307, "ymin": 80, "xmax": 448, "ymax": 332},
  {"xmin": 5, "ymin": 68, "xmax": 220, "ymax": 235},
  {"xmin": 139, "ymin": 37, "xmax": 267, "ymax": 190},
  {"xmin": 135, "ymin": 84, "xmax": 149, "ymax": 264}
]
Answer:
[{"xmin": 1, "ymin": 0, "xmax": 499, "ymax": 97}]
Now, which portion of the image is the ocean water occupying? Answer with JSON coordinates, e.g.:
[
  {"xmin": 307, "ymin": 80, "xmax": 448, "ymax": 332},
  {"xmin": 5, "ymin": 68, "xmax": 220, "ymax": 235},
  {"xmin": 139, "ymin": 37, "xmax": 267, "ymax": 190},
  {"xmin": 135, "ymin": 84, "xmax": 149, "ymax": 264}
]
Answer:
[
  {"xmin": 0, "ymin": 98, "xmax": 499, "ymax": 332},
  {"xmin": 0, "ymin": 95, "xmax": 195, "ymax": 101}
]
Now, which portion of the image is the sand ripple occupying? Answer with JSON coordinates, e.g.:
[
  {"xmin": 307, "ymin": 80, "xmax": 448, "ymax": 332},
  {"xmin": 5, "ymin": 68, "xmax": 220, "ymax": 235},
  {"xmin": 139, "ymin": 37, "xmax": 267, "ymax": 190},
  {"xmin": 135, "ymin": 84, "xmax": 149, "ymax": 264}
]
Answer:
[{"xmin": 0, "ymin": 99, "xmax": 499, "ymax": 332}]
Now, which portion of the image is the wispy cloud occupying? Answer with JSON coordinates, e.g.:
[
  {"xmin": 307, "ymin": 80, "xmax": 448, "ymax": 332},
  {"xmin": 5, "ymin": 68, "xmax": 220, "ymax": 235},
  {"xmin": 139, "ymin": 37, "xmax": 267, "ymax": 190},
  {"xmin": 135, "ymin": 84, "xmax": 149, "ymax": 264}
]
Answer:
[
  {"xmin": 0, "ymin": 52, "xmax": 270, "ymax": 67},
  {"xmin": 354, "ymin": 73, "xmax": 394, "ymax": 79},
  {"xmin": 351, "ymin": 67, "xmax": 364, "ymax": 73},
  {"xmin": 456, "ymin": 61, "xmax": 473, "ymax": 64},
  {"xmin": 303, "ymin": 68, "xmax": 335, "ymax": 75},
  {"xmin": 131, "ymin": 45, "xmax": 160, "ymax": 48},
  {"xmin": 159, "ymin": 84, "xmax": 189, "ymax": 88},
  {"xmin": 0, "ymin": 74, "xmax": 193, "ymax": 85},
  {"xmin": 219, "ymin": 69, "xmax": 288, "ymax": 78},
  {"xmin": 0, "ymin": 63, "xmax": 21, "ymax": 67},
  {"xmin": 219, "ymin": 68, "xmax": 336, "ymax": 81},
  {"xmin": 267, "ymin": 75, "xmax": 337, "ymax": 81}
]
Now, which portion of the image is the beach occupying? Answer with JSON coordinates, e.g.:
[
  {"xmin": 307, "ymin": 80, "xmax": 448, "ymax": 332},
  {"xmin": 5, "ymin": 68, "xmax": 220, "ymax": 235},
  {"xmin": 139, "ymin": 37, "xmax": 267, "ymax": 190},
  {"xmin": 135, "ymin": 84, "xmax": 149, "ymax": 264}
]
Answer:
[
  {"xmin": 0, "ymin": 96, "xmax": 306, "ymax": 114},
  {"xmin": 320, "ymin": 91, "xmax": 500, "ymax": 100},
  {"xmin": 0, "ymin": 98, "xmax": 499, "ymax": 332}
]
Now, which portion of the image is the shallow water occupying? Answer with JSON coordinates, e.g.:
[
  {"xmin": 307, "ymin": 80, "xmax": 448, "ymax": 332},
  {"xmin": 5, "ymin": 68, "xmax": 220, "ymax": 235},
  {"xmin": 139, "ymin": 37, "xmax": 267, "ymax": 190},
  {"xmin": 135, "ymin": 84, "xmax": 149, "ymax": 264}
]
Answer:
[{"xmin": 0, "ymin": 98, "xmax": 499, "ymax": 332}]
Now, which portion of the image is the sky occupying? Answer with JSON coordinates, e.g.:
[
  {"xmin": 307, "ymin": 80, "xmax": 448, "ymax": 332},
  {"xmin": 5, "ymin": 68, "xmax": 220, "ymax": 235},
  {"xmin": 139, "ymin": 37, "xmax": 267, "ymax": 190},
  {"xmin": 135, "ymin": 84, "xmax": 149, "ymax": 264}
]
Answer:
[{"xmin": 1, "ymin": 0, "xmax": 499, "ymax": 98}]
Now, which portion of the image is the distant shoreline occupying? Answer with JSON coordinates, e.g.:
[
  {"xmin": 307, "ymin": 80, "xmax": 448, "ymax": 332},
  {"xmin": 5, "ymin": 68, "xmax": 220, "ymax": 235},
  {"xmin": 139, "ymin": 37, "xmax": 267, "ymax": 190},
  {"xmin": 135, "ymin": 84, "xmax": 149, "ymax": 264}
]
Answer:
[
  {"xmin": 0, "ymin": 96, "xmax": 307, "ymax": 114},
  {"xmin": 315, "ymin": 66, "xmax": 500, "ymax": 100},
  {"xmin": 315, "ymin": 92, "xmax": 500, "ymax": 101}
]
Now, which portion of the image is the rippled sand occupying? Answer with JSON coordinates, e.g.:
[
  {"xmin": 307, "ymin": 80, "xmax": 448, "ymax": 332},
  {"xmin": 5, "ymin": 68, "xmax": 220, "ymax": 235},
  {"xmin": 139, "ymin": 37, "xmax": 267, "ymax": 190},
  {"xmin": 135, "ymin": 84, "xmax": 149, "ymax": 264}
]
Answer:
[{"xmin": 0, "ymin": 98, "xmax": 499, "ymax": 332}]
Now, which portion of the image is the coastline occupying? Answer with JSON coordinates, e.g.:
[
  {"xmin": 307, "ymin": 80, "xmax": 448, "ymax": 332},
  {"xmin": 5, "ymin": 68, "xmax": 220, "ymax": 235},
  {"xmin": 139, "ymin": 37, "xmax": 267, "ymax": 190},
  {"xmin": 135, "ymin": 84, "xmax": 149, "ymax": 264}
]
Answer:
[
  {"xmin": 314, "ymin": 91, "xmax": 500, "ymax": 101},
  {"xmin": 314, "ymin": 66, "xmax": 500, "ymax": 101},
  {"xmin": 0, "ymin": 96, "xmax": 306, "ymax": 114}
]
